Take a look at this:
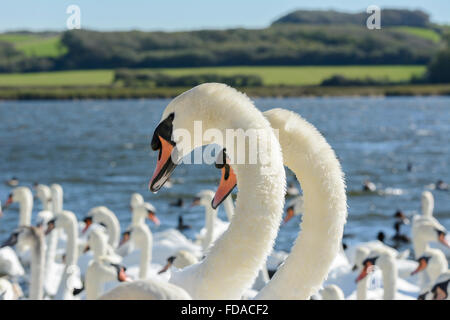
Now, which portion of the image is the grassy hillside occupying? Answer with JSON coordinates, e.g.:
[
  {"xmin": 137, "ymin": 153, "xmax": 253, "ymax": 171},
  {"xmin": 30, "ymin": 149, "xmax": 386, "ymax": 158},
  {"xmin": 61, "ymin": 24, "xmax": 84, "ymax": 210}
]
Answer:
[
  {"xmin": 390, "ymin": 27, "xmax": 441, "ymax": 42},
  {"xmin": 0, "ymin": 33, "xmax": 66, "ymax": 57},
  {"xmin": 0, "ymin": 65, "xmax": 426, "ymax": 87}
]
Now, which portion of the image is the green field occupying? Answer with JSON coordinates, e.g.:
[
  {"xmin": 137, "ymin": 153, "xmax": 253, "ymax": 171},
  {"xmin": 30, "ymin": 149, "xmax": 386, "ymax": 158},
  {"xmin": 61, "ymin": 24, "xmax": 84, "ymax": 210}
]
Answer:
[
  {"xmin": 389, "ymin": 27, "xmax": 441, "ymax": 43},
  {"xmin": 0, "ymin": 65, "xmax": 426, "ymax": 87},
  {"xmin": 0, "ymin": 34, "xmax": 66, "ymax": 57}
]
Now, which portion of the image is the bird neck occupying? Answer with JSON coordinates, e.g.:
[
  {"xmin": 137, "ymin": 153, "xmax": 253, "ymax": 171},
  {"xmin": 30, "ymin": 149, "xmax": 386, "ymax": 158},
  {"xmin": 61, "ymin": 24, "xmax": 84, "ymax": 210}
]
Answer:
[
  {"xmin": 380, "ymin": 261, "xmax": 397, "ymax": 300},
  {"xmin": 19, "ymin": 193, "xmax": 33, "ymax": 227},
  {"xmin": 30, "ymin": 233, "xmax": 45, "ymax": 300},
  {"xmin": 257, "ymin": 109, "xmax": 347, "ymax": 299},
  {"xmin": 202, "ymin": 205, "xmax": 217, "ymax": 253}
]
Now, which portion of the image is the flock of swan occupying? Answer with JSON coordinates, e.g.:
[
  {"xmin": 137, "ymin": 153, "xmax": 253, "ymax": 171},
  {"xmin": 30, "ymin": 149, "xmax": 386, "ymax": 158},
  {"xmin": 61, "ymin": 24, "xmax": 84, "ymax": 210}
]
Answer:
[{"xmin": 0, "ymin": 83, "xmax": 449, "ymax": 300}]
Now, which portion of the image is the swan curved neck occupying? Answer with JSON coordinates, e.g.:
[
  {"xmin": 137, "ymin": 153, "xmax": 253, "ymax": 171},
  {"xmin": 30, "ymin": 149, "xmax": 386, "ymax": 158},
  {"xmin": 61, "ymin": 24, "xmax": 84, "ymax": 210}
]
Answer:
[
  {"xmin": 257, "ymin": 109, "xmax": 347, "ymax": 299},
  {"xmin": 168, "ymin": 86, "xmax": 286, "ymax": 300},
  {"xmin": 95, "ymin": 211, "xmax": 120, "ymax": 248}
]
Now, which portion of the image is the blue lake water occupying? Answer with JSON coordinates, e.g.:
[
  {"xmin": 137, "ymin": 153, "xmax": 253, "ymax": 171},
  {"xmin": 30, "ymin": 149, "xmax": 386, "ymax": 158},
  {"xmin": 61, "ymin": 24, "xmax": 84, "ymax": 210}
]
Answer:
[{"xmin": 0, "ymin": 96, "xmax": 449, "ymax": 253}]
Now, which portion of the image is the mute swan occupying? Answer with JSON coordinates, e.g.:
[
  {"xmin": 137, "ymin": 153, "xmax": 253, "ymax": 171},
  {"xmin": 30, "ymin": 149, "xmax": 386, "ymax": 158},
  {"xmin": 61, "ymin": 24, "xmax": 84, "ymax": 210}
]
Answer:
[
  {"xmin": 412, "ymin": 221, "xmax": 449, "ymax": 259},
  {"xmin": 86, "ymin": 206, "xmax": 121, "ymax": 249},
  {"xmin": 34, "ymin": 184, "xmax": 52, "ymax": 211},
  {"xmin": 158, "ymin": 250, "xmax": 199, "ymax": 275},
  {"xmin": 192, "ymin": 190, "xmax": 229, "ymax": 253},
  {"xmin": 3, "ymin": 187, "xmax": 33, "ymax": 227},
  {"xmin": 85, "ymin": 228, "xmax": 129, "ymax": 299},
  {"xmin": 123, "ymin": 203, "xmax": 155, "ymax": 280},
  {"xmin": 34, "ymin": 183, "xmax": 62, "ymax": 296},
  {"xmin": 45, "ymin": 210, "xmax": 82, "ymax": 300},
  {"xmin": 2, "ymin": 226, "xmax": 45, "ymax": 300},
  {"xmin": 411, "ymin": 247, "xmax": 448, "ymax": 294},
  {"xmin": 356, "ymin": 249, "xmax": 418, "ymax": 300},
  {"xmin": 115, "ymin": 193, "xmax": 144, "ymax": 257},
  {"xmin": 149, "ymin": 83, "xmax": 286, "ymax": 299}
]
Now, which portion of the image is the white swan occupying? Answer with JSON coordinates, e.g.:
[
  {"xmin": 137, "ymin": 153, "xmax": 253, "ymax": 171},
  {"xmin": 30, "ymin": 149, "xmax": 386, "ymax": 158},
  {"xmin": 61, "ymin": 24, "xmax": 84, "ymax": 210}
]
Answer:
[
  {"xmin": 86, "ymin": 206, "xmax": 121, "ymax": 249},
  {"xmin": 412, "ymin": 191, "xmax": 450, "ymax": 257},
  {"xmin": 149, "ymin": 83, "xmax": 286, "ymax": 299},
  {"xmin": 192, "ymin": 190, "xmax": 229, "ymax": 253},
  {"xmin": 85, "ymin": 227, "xmax": 129, "ymax": 299},
  {"xmin": 355, "ymin": 249, "xmax": 418, "ymax": 300},
  {"xmin": 123, "ymin": 203, "xmax": 155, "ymax": 280},
  {"xmin": 34, "ymin": 183, "xmax": 61, "ymax": 296},
  {"xmin": 411, "ymin": 247, "xmax": 448, "ymax": 294},
  {"xmin": 3, "ymin": 187, "xmax": 33, "ymax": 227},
  {"xmin": 412, "ymin": 221, "xmax": 449, "ymax": 259},
  {"xmin": 45, "ymin": 210, "xmax": 82, "ymax": 300},
  {"xmin": 2, "ymin": 226, "xmax": 45, "ymax": 300}
]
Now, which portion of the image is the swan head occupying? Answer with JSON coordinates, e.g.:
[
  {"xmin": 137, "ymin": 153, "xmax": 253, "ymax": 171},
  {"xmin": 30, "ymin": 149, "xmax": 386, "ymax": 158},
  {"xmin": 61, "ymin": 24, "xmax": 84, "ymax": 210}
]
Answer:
[
  {"xmin": 130, "ymin": 193, "xmax": 144, "ymax": 210},
  {"xmin": 36, "ymin": 210, "xmax": 54, "ymax": 229},
  {"xmin": 415, "ymin": 222, "xmax": 449, "ymax": 248},
  {"xmin": 148, "ymin": 83, "xmax": 273, "ymax": 193},
  {"xmin": 2, "ymin": 187, "xmax": 32, "ymax": 211},
  {"xmin": 411, "ymin": 255, "xmax": 431, "ymax": 276},
  {"xmin": 421, "ymin": 191, "xmax": 434, "ymax": 216},
  {"xmin": 134, "ymin": 202, "xmax": 160, "ymax": 226},
  {"xmin": 110, "ymin": 263, "xmax": 131, "ymax": 282},
  {"xmin": 356, "ymin": 251, "xmax": 394, "ymax": 282},
  {"xmin": 353, "ymin": 246, "xmax": 371, "ymax": 271},
  {"xmin": 85, "ymin": 227, "xmax": 108, "ymax": 255},
  {"xmin": 45, "ymin": 210, "xmax": 77, "ymax": 235},
  {"xmin": 34, "ymin": 184, "xmax": 52, "ymax": 207}
]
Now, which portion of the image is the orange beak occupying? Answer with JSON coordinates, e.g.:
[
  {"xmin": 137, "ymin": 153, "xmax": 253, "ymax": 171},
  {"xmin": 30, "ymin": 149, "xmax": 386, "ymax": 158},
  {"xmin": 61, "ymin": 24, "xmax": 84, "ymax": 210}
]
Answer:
[
  {"xmin": 212, "ymin": 163, "xmax": 237, "ymax": 209},
  {"xmin": 148, "ymin": 211, "xmax": 160, "ymax": 226},
  {"xmin": 438, "ymin": 233, "xmax": 450, "ymax": 248},
  {"xmin": 119, "ymin": 232, "xmax": 130, "ymax": 247},
  {"xmin": 283, "ymin": 206, "xmax": 295, "ymax": 224},
  {"xmin": 411, "ymin": 259, "xmax": 428, "ymax": 276},
  {"xmin": 356, "ymin": 263, "xmax": 372, "ymax": 283},
  {"xmin": 118, "ymin": 267, "xmax": 131, "ymax": 282},
  {"xmin": 149, "ymin": 136, "xmax": 176, "ymax": 193},
  {"xmin": 3, "ymin": 194, "xmax": 13, "ymax": 210},
  {"xmin": 82, "ymin": 218, "xmax": 92, "ymax": 234}
]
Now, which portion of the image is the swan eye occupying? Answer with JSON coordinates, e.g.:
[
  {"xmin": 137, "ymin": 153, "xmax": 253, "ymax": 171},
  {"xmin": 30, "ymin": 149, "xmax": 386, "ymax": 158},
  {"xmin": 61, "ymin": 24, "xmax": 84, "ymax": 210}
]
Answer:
[{"xmin": 151, "ymin": 113, "xmax": 175, "ymax": 151}]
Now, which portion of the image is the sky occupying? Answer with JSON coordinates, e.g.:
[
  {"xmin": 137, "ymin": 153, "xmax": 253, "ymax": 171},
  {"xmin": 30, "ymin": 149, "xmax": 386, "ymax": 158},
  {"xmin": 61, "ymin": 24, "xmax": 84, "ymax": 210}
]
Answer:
[{"xmin": 0, "ymin": 0, "xmax": 449, "ymax": 32}]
